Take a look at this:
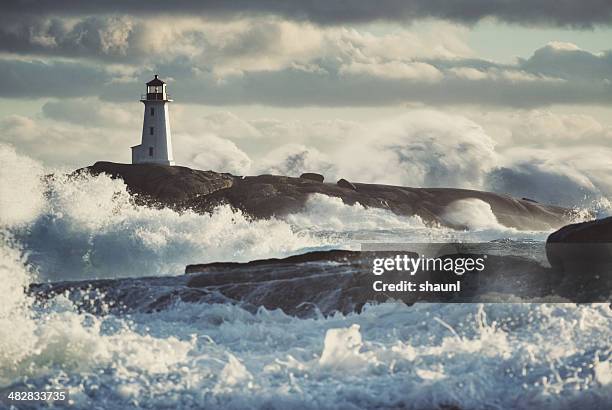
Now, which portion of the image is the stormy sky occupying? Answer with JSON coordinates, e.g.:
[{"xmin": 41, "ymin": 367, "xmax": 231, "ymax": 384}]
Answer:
[{"xmin": 0, "ymin": 1, "xmax": 611, "ymax": 207}]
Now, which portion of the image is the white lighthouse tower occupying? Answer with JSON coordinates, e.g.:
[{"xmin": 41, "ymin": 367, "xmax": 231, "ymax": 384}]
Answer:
[{"xmin": 131, "ymin": 75, "xmax": 175, "ymax": 165}]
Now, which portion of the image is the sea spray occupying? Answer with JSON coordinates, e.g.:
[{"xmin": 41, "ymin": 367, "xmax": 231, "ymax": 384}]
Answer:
[
  {"xmin": 0, "ymin": 144, "xmax": 45, "ymax": 227},
  {"xmin": 1, "ymin": 145, "xmax": 611, "ymax": 409},
  {"xmin": 0, "ymin": 238, "xmax": 37, "ymax": 383},
  {"xmin": 0, "ymin": 145, "xmax": 566, "ymax": 283},
  {"xmin": 1, "ymin": 151, "xmax": 327, "ymax": 280},
  {"xmin": 284, "ymin": 193, "xmax": 428, "ymax": 232},
  {"xmin": 0, "ymin": 236, "xmax": 196, "ymax": 401},
  {"xmin": 442, "ymin": 198, "xmax": 510, "ymax": 231},
  {"xmin": 285, "ymin": 193, "xmax": 555, "ymax": 243}
]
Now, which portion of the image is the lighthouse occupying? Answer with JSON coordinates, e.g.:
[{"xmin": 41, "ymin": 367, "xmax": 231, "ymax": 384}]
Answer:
[{"xmin": 131, "ymin": 75, "xmax": 175, "ymax": 165}]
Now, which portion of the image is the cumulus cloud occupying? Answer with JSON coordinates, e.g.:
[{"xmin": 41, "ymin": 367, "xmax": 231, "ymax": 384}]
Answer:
[
  {"xmin": 0, "ymin": 13, "xmax": 610, "ymax": 108},
  {"xmin": 0, "ymin": 17, "xmax": 476, "ymax": 104},
  {"xmin": 0, "ymin": 16, "xmax": 471, "ymax": 66},
  {"xmin": 0, "ymin": 5, "xmax": 610, "ymax": 110},
  {"xmin": 339, "ymin": 61, "xmax": 443, "ymax": 82},
  {"xmin": 521, "ymin": 42, "xmax": 612, "ymax": 81},
  {"xmin": 0, "ymin": 16, "xmax": 156, "ymax": 61},
  {"xmin": 3, "ymin": 1, "xmax": 612, "ymax": 28},
  {"xmin": 450, "ymin": 67, "xmax": 564, "ymax": 83},
  {"xmin": 448, "ymin": 67, "xmax": 490, "ymax": 81},
  {"xmin": 2, "ymin": 39, "xmax": 610, "ymax": 107}
]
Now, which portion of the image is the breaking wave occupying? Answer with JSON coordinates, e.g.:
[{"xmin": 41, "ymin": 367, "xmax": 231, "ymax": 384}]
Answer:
[
  {"xmin": 1, "ymin": 144, "xmax": 558, "ymax": 283},
  {"xmin": 2, "ymin": 256, "xmax": 610, "ymax": 410},
  {"xmin": 1, "ymin": 145, "xmax": 328, "ymax": 281},
  {"xmin": 1, "ymin": 144, "xmax": 611, "ymax": 409}
]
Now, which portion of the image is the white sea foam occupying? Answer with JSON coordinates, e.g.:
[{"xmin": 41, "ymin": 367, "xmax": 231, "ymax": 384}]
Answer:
[
  {"xmin": 588, "ymin": 197, "xmax": 612, "ymax": 219},
  {"xmin": 4, "ymin": 292, "xmax": 609, "ymax": 409},
  {"xmin": 1, "ymin": 145, "xmax": 610, "ymax": 409},
  {"xmin": 285, "ymin": 194, "xmax": 427, "ymax": 232},
  {"xmin": 286, "ymin": 194, "xmax": 553, "ymax": 244},
  {"xmin": 0, "ymin": 146, "xmax": 328, "ymax": 280},
  {"xmin": 24, "ymin": 178, "xmax": 325, "ymax": 280},
  {"xmin": 283, "ymin": 193, "xmax": 447, "ymax": 245},
  {"xmin": 2, "ymin": 145, "xmax": 551, "ymax": 282},
  {"xmin": 0, "ymin": 144, "xmax": 45, "ymax": 227},
  {"xmin": 442, "ymin": 198, "xmax": 508, "ymax": 231},
  {"xmin": 0, "ymin": 238, "xmax": 37, "ymax": 380}
]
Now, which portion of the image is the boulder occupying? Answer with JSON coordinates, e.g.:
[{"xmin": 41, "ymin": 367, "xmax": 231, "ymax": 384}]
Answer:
[
  {"xmin": 337, "ymin": 178, "xmax": 357, "ymax": 190},
  {"xmin": 547, "ymin": 217, "xmax": 612, "ymax": 243},
  {"xmin": 546, "ymin": 217, "xmax": 612, "ymax": 274},
  {"xmin": 300, "ymin": 172, "xmax": 324, "ymax": 182}
]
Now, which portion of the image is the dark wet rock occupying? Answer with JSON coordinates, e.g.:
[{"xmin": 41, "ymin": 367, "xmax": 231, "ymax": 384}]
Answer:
[
  {"xmin": 77, "ymin": 162, "xmax": 574, "ymax": 230},
  {"xmin": 186, "ymin": 249, "xmax": 359, "ymax": 276},
  {"xmin": 300, "ymin": 172, "xmax": 324, "ymax": 182},
  {"xmin": 29, "ymin": 248, "xmax": 609, "ymax": 318},
  {"xmin": 548, "ymin": 217, "xmax": 612, "ymax": 243},
  {"xmin": 546, "ymin": 217, "xmax": 612, "ymax": 274},
  {"xmin": 337, "ymin": 178, "xmax": 357, "ymax": 190},
  {"xmin": 82, "ymin": 161, "xmax": 233, "ymax": 204},
  {"xmin": 185, "ymin": 249, "xmax": 563, "ymax": 310}
]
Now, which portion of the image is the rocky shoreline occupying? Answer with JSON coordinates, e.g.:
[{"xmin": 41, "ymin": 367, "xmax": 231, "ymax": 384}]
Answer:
[
  {"xmin": 81, "ymin": 161, "xmax": 574, "ymax": 230},
  {"xmin": 30, "ymin": 161, "xmax": 606, "ymax": 316},
  {"xmin": 31, "ymin": 160, "xmax": 612, "ymax": 313},
  {"xmin": 30, "ymin": 239, "xmax": 611, "ymax": 317}
]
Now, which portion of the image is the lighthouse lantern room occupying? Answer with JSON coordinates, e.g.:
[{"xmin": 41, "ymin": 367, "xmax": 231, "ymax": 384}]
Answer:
[{"xmin": 131, "ymin": 75, "xmax": 175, "ymax": 165}]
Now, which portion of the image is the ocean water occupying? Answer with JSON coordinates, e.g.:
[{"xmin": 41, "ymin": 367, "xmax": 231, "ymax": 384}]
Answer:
[{"xmin": 1, "ymin": 145, "xmax": 611, "ymax": 409}]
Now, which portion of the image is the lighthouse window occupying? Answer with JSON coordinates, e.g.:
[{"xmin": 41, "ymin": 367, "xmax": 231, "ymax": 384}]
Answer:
[
  {"xmin": 150, "ymin": 127, "xmax": 154, "ymax": 135},
  {"xmin": 150, "ymin": 107, "xmax": 154, "ymax": 116},
  {"xmin": 149, "ymin": 147, "xmax": 154, "ymax": 157}
]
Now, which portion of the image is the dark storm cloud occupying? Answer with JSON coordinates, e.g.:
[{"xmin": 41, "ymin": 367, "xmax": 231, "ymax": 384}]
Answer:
[
  {"xmin": 3, "ymin": 0, "xmax": 612, "ymax": 27},
  {"xmin": 0, "ymin": 15, "xmax": 286, "ymax": 62},
  {"xmin": 0, "ymin": 16, "xmax": 144, "ymax": 61},
  {"xmin": 1, "ymin": 40, "xmax": 610, "ymax": 107},
  {"xmin": 171, "ymin": 68, "xmax": 608, "ymax": 108},
  {"xmin": 2, "ymin": 55, "xmax": 609, "ymax": 108}
]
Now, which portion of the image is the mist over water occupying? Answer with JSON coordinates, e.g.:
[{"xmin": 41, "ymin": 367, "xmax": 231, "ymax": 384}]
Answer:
[{"xmin": 1, "ymin": 144, "xmax": 611, "ymax": 409}]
